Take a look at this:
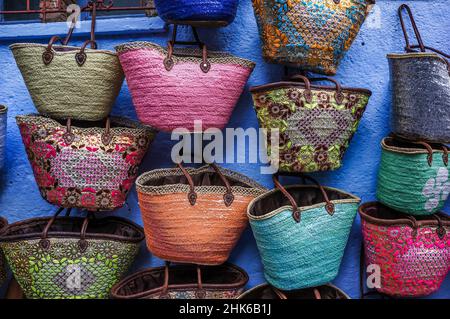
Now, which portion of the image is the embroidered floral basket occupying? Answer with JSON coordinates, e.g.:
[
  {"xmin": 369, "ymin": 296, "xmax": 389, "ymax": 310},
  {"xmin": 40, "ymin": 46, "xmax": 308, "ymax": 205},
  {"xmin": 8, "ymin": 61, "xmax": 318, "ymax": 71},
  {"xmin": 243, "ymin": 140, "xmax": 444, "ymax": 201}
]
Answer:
[
  {"xmin": 16, "ymin": 114, "xmax": 157, "ymax": 211},
  {"xmin": 111, "ymin": 262, "xmax": 248, "ymax": 299},
  {"xmin": 389, "ymin": 5, "xmax": 450, "ymax": 143},
  {"xmin": 136, "ymin": 163, "xmax": 266, "ymax": 265},
  {"xmin": 0, "ymin": 216, "xmax": 8, "ymax": 286},
  {"xmin": 115, "ymin": 26, "xmax": 255, "ymax": 132},
  {"xmin": 154, "ymin": 0, "xmax": 239, "ymax": 27},
  {"xmin": 251, "ymin": 75, "xmax": 371, "ymax": 173},
  {"xmin": 0, "ymin": 105, "xmax": 7, "ymax": 172},
  {"xmin": 11, "ymin": 38, "xmax": 124, "ymax": 121},
  {"xmin": 238, "ymin": 283, "xmax": 350, "ymax": 299},
  {"xmin": 247, "ymin": 174, "xmax": 360, "ymax": 290},
  {"xmin": 377, "ymin": 136, "xmax": 450, "ymax": 216},
  {"xmin": 251, "ymin": 0, "xmax": 374, "ymax": 75},
  {"xmin": 360, "ymin": 202, "xmax": 450, "ymax": 297},
  {"xmin": 0, "ymin": 210, "xmax": 145, "ymax": 299}
]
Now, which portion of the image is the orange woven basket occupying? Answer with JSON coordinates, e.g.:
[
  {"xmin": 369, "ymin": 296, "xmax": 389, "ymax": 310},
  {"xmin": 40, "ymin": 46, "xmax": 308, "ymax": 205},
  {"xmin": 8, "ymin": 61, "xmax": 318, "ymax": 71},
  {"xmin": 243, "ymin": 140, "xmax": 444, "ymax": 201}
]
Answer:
[{"xmin": 136, "ymin": 164, "xmax": 266, "ymax": 265}]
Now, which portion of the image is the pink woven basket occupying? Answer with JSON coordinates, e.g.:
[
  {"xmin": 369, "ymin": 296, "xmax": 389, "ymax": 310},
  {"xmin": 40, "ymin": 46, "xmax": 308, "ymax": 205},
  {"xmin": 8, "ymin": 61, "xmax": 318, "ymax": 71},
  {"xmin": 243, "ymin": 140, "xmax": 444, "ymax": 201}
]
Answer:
[{"xmin": 115, "ymin": 27, "xmax": 255, "ymax": 132}]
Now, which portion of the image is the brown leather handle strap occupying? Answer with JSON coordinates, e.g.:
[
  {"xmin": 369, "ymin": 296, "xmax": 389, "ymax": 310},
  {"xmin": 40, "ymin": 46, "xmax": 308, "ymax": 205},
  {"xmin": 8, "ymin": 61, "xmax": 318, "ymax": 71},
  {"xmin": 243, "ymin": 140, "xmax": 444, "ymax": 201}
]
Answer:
[
  {"xmin": 177, "ymin": 163, "xmax": 197, "ymax": 206},
  {"xmin": 64, "ymin": 117, "xmax": 111, "ymax": 146},
  {"xmin": 432, "ymin": 214, "xmax": 447, "ymax": 239},
  {"xmin": 160, "ymin": 262, "xmax": 205, "ymax": 298},
  {"xmin": 441, "ymin": 145, "xmax": 449, "ymax": 166},
  {"xmin": 284, "ymin": 75, "xmax": 313, "ymax": 103},
  {"xmin": 273, "ymin": 173, "xmax": 335, "ymax": 223},
  {"xmin": 209, "ymin": 163, "xmax": 235, "ymax": 207},
  {"xmin": 405, "ymin": 215, "xmax": 419, "ymax": 238},
  {"xmin": 101, "ymin": 117, "xmax": 112, "ymax": 146},
  {"xmin": 309, "ymin": 77, "xmax": 344, "ymax": 104},
  {"xmin": 313, "ymin": 288, "xmax": 322, "ymax": 299},
  {"xmin": 75, "ymin": 40, "xmax": 98, "ymax": 66},
  {"xmin": 398, "ymin": 4, "xmax": 426, "ymax": 53},
  {"xmin": 272, "ymin": 287, "xmax": 288, "ymax": 299},
  {"xmin": 391, "ymin": 134, "xmax": 435, "ymax": 167},
  {"xmin": 42, "ymin": 36, "xmax": 64, "ymax": 65}
]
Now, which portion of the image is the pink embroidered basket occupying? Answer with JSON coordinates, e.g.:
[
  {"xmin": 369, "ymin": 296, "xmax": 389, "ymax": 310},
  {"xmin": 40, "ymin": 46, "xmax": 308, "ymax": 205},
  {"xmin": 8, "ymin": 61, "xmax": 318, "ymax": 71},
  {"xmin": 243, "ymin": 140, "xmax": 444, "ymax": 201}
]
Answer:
[
  {"xmin": 115, "ymin": 26, "xmax": 255, "ymax": 132},
  {"xmin": 360, "ymin": 202, "xmax": 450, "ymax": 297},
  {"xmin": 16, "ymin": 114, "xmax": 157, "ymax": 211}
]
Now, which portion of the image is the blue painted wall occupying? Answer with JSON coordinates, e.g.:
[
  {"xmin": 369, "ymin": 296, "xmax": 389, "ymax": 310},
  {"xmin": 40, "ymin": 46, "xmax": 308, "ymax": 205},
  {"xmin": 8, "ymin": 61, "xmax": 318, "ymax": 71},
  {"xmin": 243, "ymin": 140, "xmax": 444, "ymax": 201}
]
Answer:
[{"xmin": 1, "ymin": 0, "xmax": 449, "ymax": 298}]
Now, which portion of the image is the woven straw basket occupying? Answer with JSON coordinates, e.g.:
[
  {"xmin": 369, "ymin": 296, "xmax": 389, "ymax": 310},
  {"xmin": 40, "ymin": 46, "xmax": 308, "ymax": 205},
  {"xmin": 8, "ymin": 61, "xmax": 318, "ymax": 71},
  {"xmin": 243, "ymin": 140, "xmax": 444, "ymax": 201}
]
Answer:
[
  {"xmin": 10, "ymin": 39, "xmax": 124, "ymax": 121},
  {"xmin": 0, "ymin": 105, "xmax": 7, "ymax": 172},
  {"xmin": 238, "ymin": 283, "xmax": 350, "ymax": 299},
  {"xmin": 251, "ymin": 75, "xmax": 371, "ymax": 173},
  {"xmin": 136, "ymin": 163, "xmax": 266, "ymax": 265},
  {"xmin": 251, "ymin": 0, "xmax": 374, "ymax": 75},
  {"xmin": 360, "ymin": 202, "xmax": 450, "ymax": 297},
  {"xmin": 389, "ymin": 5, "xmax": 450, "ymax": 143},
  {"xmin": 377, "ymin": 136, "xmax": 450, "ymax": 216},
  {"xmin": 0, "ymin": 211, "xmax": 144, "ymax": 299},
  {"xmin": 116, "ymin": 34, "xmax": 255, "ymax": 132},
  {"xmin": 248, "ymin": 174, "xmax": 360, "ymax": 290},
  {"xmin": 0, "ymin": 216, "xmax": 8, "ymax": 286},
  {"xmin": 111, "ymin": 263, "xmax": 248, "ymax": 299},
  {"xmin": 16, "ymin": 114, "xmax": 157, "ymax": 211},
  {"xmin": 154, "ymin": 0, "xmax": 239, "ymax": 27}
]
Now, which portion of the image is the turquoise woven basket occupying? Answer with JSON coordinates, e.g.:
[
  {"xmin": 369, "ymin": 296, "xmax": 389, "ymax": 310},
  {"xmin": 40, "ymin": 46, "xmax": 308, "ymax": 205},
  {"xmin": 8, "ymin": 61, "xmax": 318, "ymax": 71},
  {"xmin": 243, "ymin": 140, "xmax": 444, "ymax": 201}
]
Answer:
[
  {"xmin": 377, "ymin": 136, "xmax": 450, "ymax": 215},
  {"xmin": 247, "ymin": 175, "xmax": 360, "ymax": 290}
]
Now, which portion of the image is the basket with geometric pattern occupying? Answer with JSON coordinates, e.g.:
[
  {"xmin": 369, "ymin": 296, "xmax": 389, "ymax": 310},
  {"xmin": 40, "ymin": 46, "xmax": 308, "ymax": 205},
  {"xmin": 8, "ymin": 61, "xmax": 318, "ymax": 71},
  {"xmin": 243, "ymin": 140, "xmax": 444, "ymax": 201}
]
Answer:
[
  {"xmin": 16, "ymin": 114, "xmax": 157, "ymax": 211},
  {"xmin": 251, "ymin": 75, "xmax": 371, "ymax": 173},
  {"xmin": 0, "ymin": 209, "xmax": 144, "ymax": 299}
]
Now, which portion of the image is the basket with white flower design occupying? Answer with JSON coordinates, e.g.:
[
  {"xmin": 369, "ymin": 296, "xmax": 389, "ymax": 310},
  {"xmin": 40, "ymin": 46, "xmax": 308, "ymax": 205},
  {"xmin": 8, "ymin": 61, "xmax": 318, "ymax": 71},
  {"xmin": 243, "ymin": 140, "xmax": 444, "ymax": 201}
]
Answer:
[{"xmin": 377, "ymin": 136, "xmax": 450, "ymax": 215}]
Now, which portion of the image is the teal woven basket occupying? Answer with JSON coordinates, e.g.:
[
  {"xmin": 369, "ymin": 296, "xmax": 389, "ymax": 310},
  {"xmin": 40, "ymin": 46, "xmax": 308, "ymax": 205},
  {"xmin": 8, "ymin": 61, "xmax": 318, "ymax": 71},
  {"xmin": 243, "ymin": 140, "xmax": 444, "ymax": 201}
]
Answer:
[
  {"xmin": 377, "ymin": 136, "xmax": 450, "ymax": 215},
  {"xmin": 247, "ymin": 175, "xmax": 360, "ymax": 290}
]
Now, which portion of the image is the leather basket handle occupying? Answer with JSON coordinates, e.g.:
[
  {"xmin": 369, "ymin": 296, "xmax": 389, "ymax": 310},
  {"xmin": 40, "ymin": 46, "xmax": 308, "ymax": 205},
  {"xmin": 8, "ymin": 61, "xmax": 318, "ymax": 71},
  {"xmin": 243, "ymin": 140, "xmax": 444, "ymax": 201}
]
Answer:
[
  {"xmin": 273, "ymin": 173, "xmax": 335, "ymax": 223},
  {"xmin": 63, "ymin": 117, "xmax": 112, "ymax": 146},
  {"xmin": 271, "ymin": 286, "xmax": 322, "ymax": 299},
  {"xmin": 283, "ymin": 74, "xmax": 313, "ymax": 103},
  {"xmin": 42, "ymin": 36, "xmax": 64, "ymax": 65},
  {"xmin": 309, "ymin": 77, "xmax": 344, "ymax": 104},
  {"xmin": 160, "ymin": 262, "xmax": 205, "ymax": 299},
  {"xmin": 164, "ymin": 24, "xmax": 210, "ymax": 73}
]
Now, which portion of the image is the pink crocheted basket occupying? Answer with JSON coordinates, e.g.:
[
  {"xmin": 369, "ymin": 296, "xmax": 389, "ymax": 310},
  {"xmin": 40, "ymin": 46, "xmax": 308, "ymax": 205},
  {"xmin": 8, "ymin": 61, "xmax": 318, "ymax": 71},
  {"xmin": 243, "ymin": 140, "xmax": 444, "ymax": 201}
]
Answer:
[
  {"xmin": 360, "ymin": 202, "xmax": 450, "ymax": 297},
  {"xmin": 16, "ymin": 114, "xmax": 157, "ymax": 211},
  {"xmin": 115, "ymin": 41, "xmax": 255, "ymax": 132}
]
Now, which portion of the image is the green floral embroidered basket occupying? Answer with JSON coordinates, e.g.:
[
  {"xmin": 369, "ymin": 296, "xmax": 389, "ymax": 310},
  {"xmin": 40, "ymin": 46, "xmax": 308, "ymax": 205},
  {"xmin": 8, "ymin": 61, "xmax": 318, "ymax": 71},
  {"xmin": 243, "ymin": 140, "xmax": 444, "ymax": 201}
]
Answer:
[
  {"xmin": 0, "ymin": 216, "xmax": 7, "ymax": 286},
  {"xmin": 0, "ymin": 209, "xmax": 144, "ymax": 299},
  {"xmin": 377, "ymin": 136, "xmax": 450, "ymax": 215},
  {"xmin": 251, "ymin": 75, "xmax": 371, "ymax": 173}
]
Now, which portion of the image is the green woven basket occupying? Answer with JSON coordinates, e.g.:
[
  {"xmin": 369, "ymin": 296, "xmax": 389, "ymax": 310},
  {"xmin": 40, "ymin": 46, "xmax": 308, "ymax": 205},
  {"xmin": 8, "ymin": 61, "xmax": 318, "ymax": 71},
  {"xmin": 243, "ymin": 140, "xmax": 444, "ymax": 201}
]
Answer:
[
  {"xmin": 10, "ymin": 39, "xmax": 124, "ymax": 121},
  {"xmin": 0, "ymin": 216, "xmax": 7, "ymax": 286},
  {"xmin": 377, "ymin": 136, "xmax": 450, "ymax": 215},
  {"xmin": 0, "ymin": 211, "xmax": 144, "ymax": 299}
]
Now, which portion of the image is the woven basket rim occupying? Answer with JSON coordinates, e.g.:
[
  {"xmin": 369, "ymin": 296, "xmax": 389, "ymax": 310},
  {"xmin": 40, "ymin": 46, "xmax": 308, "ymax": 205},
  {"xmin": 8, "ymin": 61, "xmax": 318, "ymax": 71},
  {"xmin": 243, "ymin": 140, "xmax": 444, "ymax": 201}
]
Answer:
[
  {"xmin": 136, "ymin": 165, "xmax": 267, "ymax": 196},
  {"xmin": 10, "ymin": 43, "xmax": 118, "ymax": 57},
  {"xmin": 111, "ymin": 263, "xmax": 248, "ymax": 299},
  {"xmin": 250, "ymin": 82, "xmax": 372, "ymax": 95},
  {"xmin": 381, "ymin": 137, "xmax": 446, "ymax": 155},
  {"xmin": 359, "ymin": 201, "xmax": 450, "ymax": 227},
  {"xmin": 387, "ymin": 52, "xmax": 449, "ymax": 67},
  {"xmin": 0, "ymin": 105, "xmax": 7, "ymax": 114},
  {"xmin": 247, "ymin": 185, "xmax": 360, "ymax": 221},
  {"xmin": 237, "ymin": 283, "xmax": 350, "ymax": 299},
  {"xmin": 115, "ymin": 41, "xmax": 256, "ymax": 69},
  {"xmin": 0, "ymin": 216, "xmax": 145, "ymax": 243},
  {"xmin": 16, "ymin": 113, "xmax": 157, "ymax": 134}
]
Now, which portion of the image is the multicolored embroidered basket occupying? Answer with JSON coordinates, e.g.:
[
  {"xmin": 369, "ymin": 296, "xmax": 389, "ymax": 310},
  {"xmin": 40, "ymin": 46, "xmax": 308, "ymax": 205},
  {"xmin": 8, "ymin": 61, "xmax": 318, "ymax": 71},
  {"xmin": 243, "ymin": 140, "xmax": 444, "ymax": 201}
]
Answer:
[
  {"xmin": 154, "ymin": 0, "xmax": 239, "ymax": 27},
  {"xmin": 16, "ymin": 114, "xmax": 157, "ymax": 211},
  {"xmin": 115, "ymin": 26, "xmax": 255, "ymax": 132},
  {"xmin": 136, "ymin": 163, "xmax": 266, "ymax": 265},
  {"xmin": 238, "ymin": 283, "xmax": 350, "ymax": 299},
  {"xmin": 251, "ymin": 0, "xmax": 374, "ymax": 75},
  {"xmin": 377, "ymin": 136, "xmax": 450, "ymax": 216},
  {"xmin": 247, "ymin": 174, "xmax": 360, "ymax": 290},
  {"xmin": 389, "ymin": 5, "xmax": 450, "ymax": 143},
  {"xmin": 10, "ymin": 38, "xmax": 124, "ymax": 121},
  {"xmin": 111, "ymin": 263, "xmax": 248, "ymax": 299},
  {"xmin": 0, "ymin": 216, "xmax": 8, "ymax": 286},
  {"xmin": 360, "ymin": 202, "xmax": 450, "ymax": 297},
  {"xmin": 251, "ymin": 75, "xmax": 371, "ymax": 173},
  {"xmin": 0, "ymin": 105, "xmax": 7, "ymax": 172},
  {"xmin": 0, "ymin": 211, "xmax": 145, "ymax": 299}
]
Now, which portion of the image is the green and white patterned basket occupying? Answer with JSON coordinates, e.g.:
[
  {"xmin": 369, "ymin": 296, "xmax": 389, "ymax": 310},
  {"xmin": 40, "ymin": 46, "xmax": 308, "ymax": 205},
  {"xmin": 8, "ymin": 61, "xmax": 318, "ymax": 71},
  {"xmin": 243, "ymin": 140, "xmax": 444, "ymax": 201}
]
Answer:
[
  {"xmin": 377, "ymin": 136, "xmax": 450, "ymax": 215},
  {"xmin": 0, "ymin": 212, "xmax": 144, "ymax": 299}
]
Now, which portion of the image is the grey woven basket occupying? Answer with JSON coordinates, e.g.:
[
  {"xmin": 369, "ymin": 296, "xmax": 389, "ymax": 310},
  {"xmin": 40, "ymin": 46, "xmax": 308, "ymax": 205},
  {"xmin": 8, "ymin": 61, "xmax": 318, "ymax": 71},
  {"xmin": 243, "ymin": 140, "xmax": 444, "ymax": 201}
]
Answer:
[
  {"xmin": 389, "ymin": 5, "xmax": 450, "ymax": 143},
  {"xmin": 11, "ymin": 40, "xmax": 124, "ymax": 121}
]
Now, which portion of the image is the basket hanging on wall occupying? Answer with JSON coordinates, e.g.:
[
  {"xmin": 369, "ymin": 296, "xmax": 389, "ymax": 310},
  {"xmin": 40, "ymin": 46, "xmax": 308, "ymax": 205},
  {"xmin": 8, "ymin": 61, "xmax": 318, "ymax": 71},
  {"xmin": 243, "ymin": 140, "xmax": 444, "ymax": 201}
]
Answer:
[
  {"xmin": 251, "ymin": 75, "xmax": 371, "ymax": 173},
  {"xmin": 247, "ymin": 174, "xmax": 360, "ymax": 290},
  {"xmin": 16, "ymin": 114, "xmax": 156, "ymax": 211}
]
